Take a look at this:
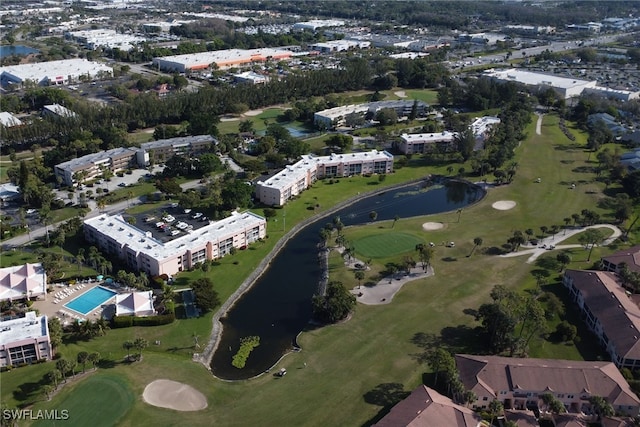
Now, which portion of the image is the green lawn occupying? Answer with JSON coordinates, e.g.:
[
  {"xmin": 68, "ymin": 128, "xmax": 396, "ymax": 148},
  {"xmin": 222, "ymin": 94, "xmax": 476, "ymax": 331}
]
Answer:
[
  {"xmin": 352, "ymin": 232, "xmax": 423, "ymax": 258},
  {"xmin": 32, "ymin": 373, "xmax": 134, "ymax": 427},
  {"xmin": 3, "ymin": 112, "xmax": 634, "ymax": 426}
]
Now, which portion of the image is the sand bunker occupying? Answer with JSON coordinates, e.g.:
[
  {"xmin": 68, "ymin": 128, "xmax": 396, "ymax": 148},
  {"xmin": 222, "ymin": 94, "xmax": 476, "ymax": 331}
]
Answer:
[
  {"xmin": 422, "ymin": 222, "xmax": 444, "ymax": 231},
  {"xmin": 394, "ymin": 91, "xmax": 407, "ymax": 98},
  {"xmin": 243, "ymin": 109, "xmax": 264, "ymax": 116},
  {"xmin": 142, "ymin": 379, "xmax": 207, "ymax": 411},
  {"xmin": 492, "ymin": 200, "xmax": 517, "ymax": 211}
]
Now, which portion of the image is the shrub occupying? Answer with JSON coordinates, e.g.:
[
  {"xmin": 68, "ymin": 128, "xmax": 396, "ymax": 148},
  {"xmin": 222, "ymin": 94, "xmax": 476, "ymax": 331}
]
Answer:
[
  {"xmin": 132, "ymin": 314, "xmax": 175, "ymax": 326},
  {"xmin": 232, "ymin": 336, "xmax": 260, "ymax": 369},
  {"xmin": 112, "ymin": 316, "xmax": 134, "ymax": 328}
]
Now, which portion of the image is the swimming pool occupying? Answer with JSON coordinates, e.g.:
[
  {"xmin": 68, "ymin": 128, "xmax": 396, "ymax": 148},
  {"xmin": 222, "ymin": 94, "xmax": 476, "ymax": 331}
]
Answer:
[{"xmin": 65, "ymin": 286, "xmax": 117, "ymax": 315}]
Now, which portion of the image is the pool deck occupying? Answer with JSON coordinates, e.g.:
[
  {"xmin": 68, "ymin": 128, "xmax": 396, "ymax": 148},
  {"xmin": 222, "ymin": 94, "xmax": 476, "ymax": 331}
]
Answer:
[{"xmin": 33, "ymin": 280, "xmax": 118, "ymax": 324}]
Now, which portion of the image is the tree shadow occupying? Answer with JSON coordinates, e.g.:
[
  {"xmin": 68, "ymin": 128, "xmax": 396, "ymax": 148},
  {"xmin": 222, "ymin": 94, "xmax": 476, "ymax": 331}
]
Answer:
[
  {"xmin": 484, "ymin": 246, "xmax": 507, "ymax": 255},
  {"xmin": 97, "ymin": 359, "xmax": 117, "ymax": 369},
  {"xmin": 441, "ymin": 256, "xmax": 457, "ymax": 262},
  {"xmin": 440, "ymin": 324, "xmax": 485, "ymax": 353},
  {"xmin": 361, "ymin": 382, "xmax": 411, "ymax": 426},
  {"xmin": 13, "ymin": 380, "xmax": 46, "ymax": 404}
]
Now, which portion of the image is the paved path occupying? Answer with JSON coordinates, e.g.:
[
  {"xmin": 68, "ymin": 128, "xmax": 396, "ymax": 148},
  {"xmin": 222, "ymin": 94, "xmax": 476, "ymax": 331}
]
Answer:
[
  {"xmin": 536, "ymin": 113, "xmax": 543, "ymax": 135},
  {"xmin": 500, "ymin": 224, "xmax": 622, "ymax": 264}
]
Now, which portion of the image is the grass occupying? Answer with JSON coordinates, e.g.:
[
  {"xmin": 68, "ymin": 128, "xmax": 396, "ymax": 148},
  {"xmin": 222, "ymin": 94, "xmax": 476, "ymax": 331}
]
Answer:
[
  {"xmin": 352, "ymin": 232, "xmax": 423, "ymax": 258},
  {"xmin": 3, "ymin": 111, "xmax": 635, "ymax": 426},
  {"xmin": 32, "ymin": 373, "xmax": 135, "ymax": 427}
]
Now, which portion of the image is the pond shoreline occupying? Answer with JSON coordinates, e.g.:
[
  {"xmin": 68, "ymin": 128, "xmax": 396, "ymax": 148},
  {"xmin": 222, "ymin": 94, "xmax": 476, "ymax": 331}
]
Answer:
[{"xmin": 196, "ymin": 175, "xmax": 431, "ymax": 375}]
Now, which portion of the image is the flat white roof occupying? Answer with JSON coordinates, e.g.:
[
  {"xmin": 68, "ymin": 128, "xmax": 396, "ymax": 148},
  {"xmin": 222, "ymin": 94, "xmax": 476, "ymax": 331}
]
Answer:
[
  {"xmin": 470, "ymin": 116, "xmax": 501, "ymax": 136},
  {"xmin": 0, "ymin": 59, "xmax": 112, "ymax": 82},
  {"xmin": 258, "ymin": 150, "xmax": 393, "ymax": 191},
  {"xmin": 56, "ymin": 147, "xmax": 137, "ymax": 173},
  {"xmin": 153, "ymin": 48, "xmax": 293, "ymax": 68},
  {"xmin": 0, "ymin": 312, "xmax": 48, "ymax": 346},
  {"xmin": 484, "ymin": 68, "xmax": 596, "ymax": 90},
  {"xmin": 139, "ymin": 135, "xmax": 214, "ymax": 151},
  {"xmin": 401, "ymin": 131, "xmax": 456, "ymax": 143},
  {"xmin": 85, "ymin": 210, "xmax": 265, "ymax": 261}
]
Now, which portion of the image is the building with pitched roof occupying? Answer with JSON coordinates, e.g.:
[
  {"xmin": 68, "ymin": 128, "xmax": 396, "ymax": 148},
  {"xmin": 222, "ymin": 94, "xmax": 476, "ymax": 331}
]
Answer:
[
  {"xmin": 456, "ymin": 354, "xmax": 640, "ymax": 416},
  {"xmin": 563, "ymin": 269, "xmax": 640, "ymax": 369},
  {"xmin": 0, "ymin": 312, "xmax": 52, "ymax": 367},
  {"xmin": 374, "ymin": 385, "xmax": 484, "ymax": 427},
  {"xmin": 115, "ymin": 291, "xmax": 155, "ymax": 317},
  {"xmin": 601, "ymin": 245, "xmax": 640, "ymax": 274},
  {"xmin": 0, "ymin": 112, "xmax": 22, "ymax": 128},
  {"xmin": 0, "ymin": 263, "xmax": 47, "ymax": 302},
  {"xmin": 255, "ymin": 150, "xmax": 394, "ymax": 206}
]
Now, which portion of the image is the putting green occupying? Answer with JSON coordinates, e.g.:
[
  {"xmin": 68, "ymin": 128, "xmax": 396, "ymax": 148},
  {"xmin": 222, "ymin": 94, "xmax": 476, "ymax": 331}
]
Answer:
[
  {"xmin": 33, "ymin": 373, "xmax": 134, "ymax": 427},
  {"xmin": 352, "ymin": 232, "xmax": 423, "ymax": 258}
]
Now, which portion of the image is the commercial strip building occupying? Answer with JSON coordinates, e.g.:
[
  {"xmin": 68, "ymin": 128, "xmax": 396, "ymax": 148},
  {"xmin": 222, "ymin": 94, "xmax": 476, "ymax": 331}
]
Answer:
[
  {"xmin": 309, "ymin": 40, "xmax": 371, "ymax": 53},
  {"xmin": 563, "ymin": 269, "xmax": 640, "ymax": 369},
  {"xmin": 292, "ymin": 19, "xmax": 346, "ymax": 31},
  {"xmin": 484, "ymin": 68, "xmax": 640, "ymax": 100},
  {"xmin": 0, "ymin": 263, "xmax": 47, "ymax": 302},
  {"xmin": 151, "ymin": 48, "xmax": 293, "ymax": 73},
  {"xmin": 456, "ymin": 354, "xmax": 640, "ymax": 416},
  {"xmin": 256, "ymin": 150, "xmax": 394, "ymax": 206},
  {"xmin": 55, "ymin": 135, "xmax": 215, "ymax": 186},
  {"xmin": 83, "ymin": 211, "xmax": 266, "ymax": 277},
  {"xmin": 0, "ymin": 312, "xmax": 52, "ymax": 367},
  {"xmin": 0, "ymin": 58, "xmax": 113, "ymax": 87},
  {"xmin": 313, "ymin": 100, "xmax": 428, "ymax": 129}
]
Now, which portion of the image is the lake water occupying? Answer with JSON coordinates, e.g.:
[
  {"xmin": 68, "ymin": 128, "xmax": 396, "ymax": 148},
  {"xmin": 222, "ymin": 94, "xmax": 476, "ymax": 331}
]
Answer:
[
  {"xmin": 210, "ymin": 179, "xmax": 484, "ymax": 379},
  {"xmin": 0, "ymin": 45, "xmax": 39, "ymax": 58}
]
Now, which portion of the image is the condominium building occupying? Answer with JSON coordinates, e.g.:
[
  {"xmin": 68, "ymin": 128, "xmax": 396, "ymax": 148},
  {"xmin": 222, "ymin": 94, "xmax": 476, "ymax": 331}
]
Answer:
[
  {"xmin": 136, "ymin": 135, "xmax": 215, "ymax": 166},
  {"xmin": 0, "ymin": 312, "xmax": 53, "ymax": 367},
  {"xmin": 313, "ymin": 100, "xmax": 428, "ymax": 129},
  {"xmin": 55, "ymin": 147, "xmax": 138, "ymax": 187},
  {"xmin": 83, "ymin": 211, "xmax": 266, "ymax": 277},
  {"xmin": 456, "ymin": 354, "xmax": 640, "ymax": 416},
  {"xmin": 256, "ymin": 150, "xmax": 394, "ymax": 206},
  {"xmin": 55, "ymin": 135, "xmax": 215, "ymax": 185},
  {"xmin": 398, "ymin": 131, "xmax": 457, "ymax": 154},
  {"xmin": 563, "ymin": 269, "xmax": 640, "ymax": 369}
]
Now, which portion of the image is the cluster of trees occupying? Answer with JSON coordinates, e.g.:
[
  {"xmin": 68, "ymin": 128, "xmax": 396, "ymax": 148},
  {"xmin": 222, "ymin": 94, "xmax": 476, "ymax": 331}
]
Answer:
[
  {"xmin": 161, "ymin": 153, "xmax": 224, "ymax": 178},
  {"xmin": 7, "ymin": 160, "xmax": 55, "ymax": 209},
  {"xmin": 475, "ymin": 285, "xmax": 548, "ymax": 356},
  {"xmin": 122, "ymin": 338, "xmax": 149, "ymax": 362},
  {"xmin": 191, "ymin": 278, "xmax": 221, "ymax": 312},
  {"xmin": 312, "ymin": 280, "xmax": 356, "ymax": 324},
  {"xmin": 68, "ymin": 317, "xmax": 110, "ymax": 340}
]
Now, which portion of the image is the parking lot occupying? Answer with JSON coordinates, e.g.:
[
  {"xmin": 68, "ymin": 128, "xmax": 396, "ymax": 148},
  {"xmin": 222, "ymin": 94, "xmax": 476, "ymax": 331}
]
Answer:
[{"xmin": 127, "ymin": 204, "xmax": 212, "ymax": 244}]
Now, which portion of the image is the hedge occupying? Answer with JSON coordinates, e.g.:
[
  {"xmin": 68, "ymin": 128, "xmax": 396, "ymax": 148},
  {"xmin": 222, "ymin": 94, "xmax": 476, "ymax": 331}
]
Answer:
[{"xmin": 111, "ymin": 313, "xmax": 175, "ymax": 328}]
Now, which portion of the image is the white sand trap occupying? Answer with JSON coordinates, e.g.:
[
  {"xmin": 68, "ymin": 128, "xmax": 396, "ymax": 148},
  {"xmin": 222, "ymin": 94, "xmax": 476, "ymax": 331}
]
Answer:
[
  {"xmin": 394, "ymin": 91, "xmax": 407, "ymax": 98},
  {"xmin": 143, "ymin": 379, "xmax": 207, "ymax": 411},
  {"xmin": 243, "ymin": 109, "xmax": 263, "ymax": 116},
  {"xmin": 422, "ymin": 222, "xmax": 444, "ymax": 231},
  {"xmin": 219, "ymin": 116, "xmax": 239, "ymax": 122},
  {"xmin": 492, "ymin": 200, "xmax": 517, "ymax": 210}
]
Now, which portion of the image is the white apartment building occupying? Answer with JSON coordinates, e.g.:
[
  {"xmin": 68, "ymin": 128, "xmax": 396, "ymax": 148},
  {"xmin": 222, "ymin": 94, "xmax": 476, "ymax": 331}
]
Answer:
[
  {"xmin": 55, "ymin": 147, "xmax": 138, "ymax": 187},
  {"xmin": 0, "ymin": 312, "xmax": 52, "ymax": 367},
  {"xmin": 314, "ymin": 100, "xmax": 428, "ymax": 129},
  {"xmin": 398, "ymin": 131, "xmax": 457, "ymax": 154},
  {"xmin": 84, "ymin": 211, "xmax": 266, "ymax": 277},
  {"xmin": 256, "ymin": 150, "xmax": 394, "ymax": 206}
]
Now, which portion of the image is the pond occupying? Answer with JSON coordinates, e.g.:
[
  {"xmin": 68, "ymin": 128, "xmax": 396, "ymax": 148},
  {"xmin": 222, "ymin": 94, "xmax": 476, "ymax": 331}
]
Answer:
[
  {"xmin": 210, "ymin": 178, "xmax": 484, "ymax": 379},
  {"xmin": 0, "ymin": 45, "xmax": 39, "ymax": 58}
]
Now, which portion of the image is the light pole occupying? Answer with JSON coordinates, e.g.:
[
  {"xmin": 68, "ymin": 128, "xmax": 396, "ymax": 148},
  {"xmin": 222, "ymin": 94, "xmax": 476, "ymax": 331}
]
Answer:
[{"xmin": 283, "ymin": 210, "xmax": 286, "ymax": 232}]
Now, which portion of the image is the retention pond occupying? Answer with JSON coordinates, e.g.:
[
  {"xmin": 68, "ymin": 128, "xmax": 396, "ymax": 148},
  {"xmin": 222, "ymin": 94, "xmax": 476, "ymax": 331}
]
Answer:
[{"xmin": 211, "ymin": 178, "xmax": 484, "ymax": 379}]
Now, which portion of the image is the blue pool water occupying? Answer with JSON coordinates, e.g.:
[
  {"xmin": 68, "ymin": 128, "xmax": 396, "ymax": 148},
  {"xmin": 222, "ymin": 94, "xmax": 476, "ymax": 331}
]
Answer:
[{"xmin": 65, "ymin": 286, "xmax": 117, "ymax": 315}]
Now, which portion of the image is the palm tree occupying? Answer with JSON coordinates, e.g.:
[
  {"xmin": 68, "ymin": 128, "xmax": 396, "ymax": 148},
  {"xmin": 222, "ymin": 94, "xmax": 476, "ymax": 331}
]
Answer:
[
  {"xmin": 75, "ymin": 248, "xmax": 85, "ymax": 271},
  {"xmin": 43, "ymin": 384, "xmax": 54, "ymax": 401},
  {"xmin": 55, "ymin": 359, "xmax": 71, "ymax": 382},
  {"xmin": 77, "ymin": 351, "xmax": 89, "ymax": 373},
  {"xmin": 392, "ymin": 214, "xmax": 400, "ymax": 228},
  {"xmin": 470, "ymin": 237, "xmax": 483, "ymax": 256},
  {"xmin": 355, "ymin": 270, "xmax": 365, "ymax": 288},
  {"xmin": 123, "ymin": 340, "xmax": 134, "ymax": 361},
  {"xmin": 47, "ymin": 369, "xmax": 62, "ymax": 388},
  {"xmin": 134, "ymin": 337, "xmax": 148, "ymax": 360},
  {"xmin": 87, "ymin": 352, "xmax": 100, "ymax": 370},
  {"xmin": 369, "ymin": 211, "xmax": 378, "ymax": 222}
]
